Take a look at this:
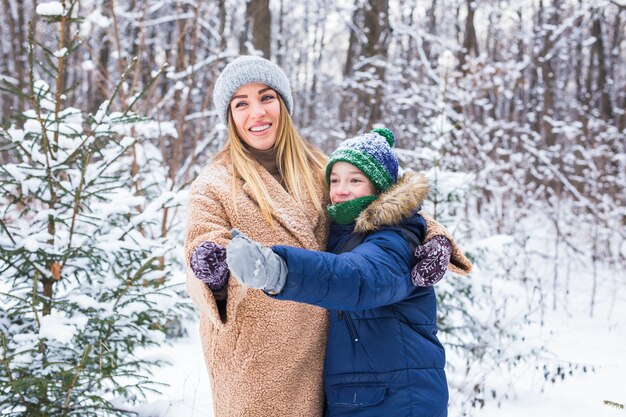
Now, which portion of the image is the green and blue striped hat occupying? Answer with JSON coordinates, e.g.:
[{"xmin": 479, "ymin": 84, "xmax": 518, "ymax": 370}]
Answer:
[{"xmin": 326, "ymin": 127, "xmax": 398, "ymax": 193}]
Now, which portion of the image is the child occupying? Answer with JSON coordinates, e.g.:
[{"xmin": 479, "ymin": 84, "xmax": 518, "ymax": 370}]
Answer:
[{"xmin": 227, "ymin": 128, "xmax": 471, "ymax": 417}]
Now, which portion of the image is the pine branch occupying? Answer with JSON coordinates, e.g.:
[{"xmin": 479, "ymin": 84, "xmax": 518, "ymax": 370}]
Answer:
[
  {"xmin": 123, "ymin": 62, "xmax": 168, "ymax": 115},
  {"xmin": 95, "ymin": 57, "xmax": 138, "ymax": 121},
  {"xmin": 0, "ymin": 255, "xmax": 49, "ymax": 287},
  {"xmin": 62, "ymin": 151, "xmax": 91, "ymax": 269},
  {"xmin": 1, "ymin": 124, "xmax": 34, "ymax": 160},
  {"xmin": 1, "ymin": 333, "xmax": 29, "ymax": 406},
  {"xmin": 113, "ymin": 256, "xmax": 159, "ymax": 307},
  {"xmin": 0, "ymin": 218, "xmax": 16, "ymax": 245},
  {"xmin": 62, "ymin": 344, "xmax": 92, "ymax": 413},
  {"xmin": 0, "ymin": 79, "xmax": 31, "ymax": 101},
  {"xmin": 31, "ymin": 272, "xmax": 42, "ymax": 329}
]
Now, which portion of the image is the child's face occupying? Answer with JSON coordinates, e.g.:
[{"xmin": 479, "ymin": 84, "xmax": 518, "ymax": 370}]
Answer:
[{"xmin": 329, "ymin": 162, "xmax": 377, "ymax": 204}]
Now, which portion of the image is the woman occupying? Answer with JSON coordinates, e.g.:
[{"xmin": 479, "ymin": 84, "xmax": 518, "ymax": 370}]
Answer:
[
  {"xmin": 185, "ymin": 55, "xmax": 330, "ymax": 417},
  {"xmin": 184, "ymin": 56, "xmax": 471, "ymax": 417}
]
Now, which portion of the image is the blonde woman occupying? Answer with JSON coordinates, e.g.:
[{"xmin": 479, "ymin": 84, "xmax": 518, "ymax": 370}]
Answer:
[
  {"xmin": 184, "ymin": 56, "xmax": 472, "ymax": 417},
  {"xmin": 185, "ymin": 56, "xmax": 330, "ymax": 417}
]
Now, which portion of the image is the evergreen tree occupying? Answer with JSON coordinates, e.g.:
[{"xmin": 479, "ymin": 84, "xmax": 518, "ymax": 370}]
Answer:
[{"xmin": 0, "ymin": 2, "xmax": 189, "ymax": 415}]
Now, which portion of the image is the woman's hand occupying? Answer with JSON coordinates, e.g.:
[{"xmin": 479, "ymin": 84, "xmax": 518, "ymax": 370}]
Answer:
[
  {"xmin": 226, "ymin": 229, "xmax": 287, "ymax": 294},
  {"xmin": 190, "ymin": 241, "xmax": 229, "ymax": 290},
  {"xmin": 411, "ymin": 236, "xmax": 452, "ymax": 286}
]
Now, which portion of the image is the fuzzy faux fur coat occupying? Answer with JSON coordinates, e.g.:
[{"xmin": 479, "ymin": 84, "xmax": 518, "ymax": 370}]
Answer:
[{"xmin": 184, "ymin": 157, "xmax": 330, "ymax": 417}]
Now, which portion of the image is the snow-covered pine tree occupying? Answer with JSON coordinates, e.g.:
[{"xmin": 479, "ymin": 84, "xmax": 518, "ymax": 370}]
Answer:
[{"xmin": 0, "ymin": 2, "xmax": 189, "ymax": 415}]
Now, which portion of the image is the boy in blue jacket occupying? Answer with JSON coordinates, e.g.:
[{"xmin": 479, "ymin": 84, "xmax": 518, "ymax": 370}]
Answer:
[{"xmin": 227, "ymin": 128, "xmax": 470, "ymax": 417}]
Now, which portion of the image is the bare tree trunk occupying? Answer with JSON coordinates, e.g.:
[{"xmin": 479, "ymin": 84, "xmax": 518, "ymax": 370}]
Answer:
[
  {"xmin": 454, "ymin": 4, "xmax": 462, "ymax": 46},
  {"xmin": 340, "ymin": 0, "xmax": 391, "ymax": 134},
  {"xmin": 587, "ymin": 9, "xmax": 613, "ymax": 120},
  {"xmin": 487, "ymin": 9, "xmax": 502, "ymax": 120},
  {"xmin": 128, "ymin": 1, "xmax": 146, "ymax": 95},
  {"xmin": 486, "ymin": 9, "xmax": 501, "ymax": 63},
  {"xmin": 611, "ymin": 7, "xmax": 625, "ymax": 130},
  {"xmin": 422, "ymin": 0, "xmax": 437, "ymax": 60},
  {"xmin": 617, "ymin": 91, "xmax": 626, "ymax": 132},
  {"xmin": 537, "ymin": 0, "xmax": 558, "ymax": 148},
  {"xmin": 458, "ymin": 0, "xmax": 478, "ymax": 73},
  {"xmin": 511, "ymin": 8, "xmax": 526, "ymax": 124},
  {"xmin": 343, "ymin": 5, "xmax": 360, "ymax": 79},
  {"xmin": 299, "ymin": 0, "xmax": 310, "ymax": 115},
  {"xmin": 275, "ymin": 0, "xmax": 284, "ymax": 66},
  {"xmin": 91, "ymin": 1, "xmax": 110, "ymax": 111},
  {"xmin": 340, "ymin": 4, "xmax": 363, "ymax": 131},
  {"xmin": 540, "ymin": 57, "xmax": 555, "ymax": 147},
  {"xmin": 169, "ymin": 1, "xmax": 191, "ymax": 183},
  {"xmin": 241, "ymin": 0, "xmax": 271, "ymax": 57},
  {"xmin": 575, "ymin": 1, "xmax": 585, "ymax": 105},
  {"xmin": 308, "ymin": 4, "xmax": 327, "ymax": 124},
  {"xmin": 109, "ymin": 0, "xmax": 128, "ymax": 100},
  {"xmin": 552, "ymin": 213, "xmax": 561, "ymax": 311},
  {"xmin": 1, "ymin": 0, "xmax": 27, "ymax": 112},
  {"xmin": 218, "ymin": 0, "xmax": 226, "ymax": 51},
  {"xmin": 91, "ymin": 49, "xmax": 110, "ymax": 115},
  {"xmin": 589, "ymin": 225, "xmax": 598, "ymax": 317}
]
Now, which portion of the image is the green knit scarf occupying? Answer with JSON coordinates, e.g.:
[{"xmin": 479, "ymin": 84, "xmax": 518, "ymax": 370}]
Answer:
[{"xmin": 327, "ymin": 195, "xmax": 378, "ymax": 225}]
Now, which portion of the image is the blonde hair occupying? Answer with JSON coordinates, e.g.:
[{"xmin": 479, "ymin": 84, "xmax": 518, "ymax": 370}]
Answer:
[{"xmin": 214, "ymin": 98, "xmax": 327, "ymax": 226}]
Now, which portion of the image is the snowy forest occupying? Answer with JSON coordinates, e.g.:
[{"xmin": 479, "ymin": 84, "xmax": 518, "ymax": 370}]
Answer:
[{"xmin": 1, "ymin": 0, "xmax": 625, "ymax": 416}]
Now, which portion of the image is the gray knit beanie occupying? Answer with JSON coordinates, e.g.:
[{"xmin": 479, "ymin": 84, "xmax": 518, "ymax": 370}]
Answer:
[{"xmin": 213, "ymin": 55, "xmax": 293, "ymax": 125}]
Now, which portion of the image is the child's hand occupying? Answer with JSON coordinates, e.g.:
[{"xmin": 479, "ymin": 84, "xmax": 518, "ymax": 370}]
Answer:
[
  {"xmin": 411, "ymin": 236, "xmax": 452, "ymax": 286},
  {"xmin": 226, "ymin": 229, "xmax": 287, "ymax": 294}
]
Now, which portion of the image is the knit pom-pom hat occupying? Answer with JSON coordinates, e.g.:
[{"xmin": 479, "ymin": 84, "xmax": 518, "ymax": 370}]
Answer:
[
  {"xmin": 213, "ymin": 55, "xmax": 293, "ymax": 125},
  {"xmin": 326, "ymin": 127, "xmax": 399, "ymax": 193}
]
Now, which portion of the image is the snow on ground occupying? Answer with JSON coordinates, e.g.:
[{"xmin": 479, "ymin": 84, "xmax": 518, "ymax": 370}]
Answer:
[
  {"xmin": 140, "ymin": 273, "xmax": 625, "ymax": 417},
  {"xmin": 135, "ymin": 331, "xmax": 213, "ymax": 417},
  {"xmin": 479, "ymin": 261, "xmax": 626, "ymax": 417}
]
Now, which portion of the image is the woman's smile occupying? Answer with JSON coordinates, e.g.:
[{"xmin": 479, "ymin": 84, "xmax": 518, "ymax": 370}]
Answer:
[{"xmin": 230, "ymin": 83, "xmax": 281, "ymax": 150}]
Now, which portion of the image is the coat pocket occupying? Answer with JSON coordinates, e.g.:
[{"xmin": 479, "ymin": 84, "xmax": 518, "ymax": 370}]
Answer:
[{"xmin": 328, "ymin": 383, "xmax": 387, "ymax": 407}]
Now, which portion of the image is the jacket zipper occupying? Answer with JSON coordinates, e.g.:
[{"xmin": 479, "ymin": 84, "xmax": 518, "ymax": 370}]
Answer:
[{"xmin": 338, "ymin": 310, "xmax": 359, "ymax": 342}]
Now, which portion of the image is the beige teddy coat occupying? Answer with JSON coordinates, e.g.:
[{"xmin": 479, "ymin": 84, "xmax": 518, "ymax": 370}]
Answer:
[
  {"xmin": 185, "ymin": 157, "xmax": 330, "ymax": 417},
  {"xmin": 185, "ymin": 157, "xmax": 472, "ymax": 417}
]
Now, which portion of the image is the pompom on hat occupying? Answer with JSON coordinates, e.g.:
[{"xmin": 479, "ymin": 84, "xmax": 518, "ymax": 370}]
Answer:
[
  {"xmin": 212, "ymin": 55, "xmax": 293, "ymax": 125},
  {"xmin": 326, "ymin": 127, "xmax": 399, "ymax": 193}
]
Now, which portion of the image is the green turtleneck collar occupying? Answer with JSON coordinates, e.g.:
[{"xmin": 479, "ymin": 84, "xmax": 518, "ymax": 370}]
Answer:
[{"xmin": 327, "ymin": 195, "xmax": 378, "ymax": 225}]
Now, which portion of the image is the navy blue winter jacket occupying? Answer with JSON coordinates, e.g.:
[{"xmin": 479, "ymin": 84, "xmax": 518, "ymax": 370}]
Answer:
[{"xmin": 271, "ymin": 172, "xmax": 448, "ymax": 417}]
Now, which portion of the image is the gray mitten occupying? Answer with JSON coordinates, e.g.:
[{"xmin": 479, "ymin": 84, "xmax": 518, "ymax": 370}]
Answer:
[{"xmin": 226, "ymin": 229, "xmax": 287, "ymax": 294}]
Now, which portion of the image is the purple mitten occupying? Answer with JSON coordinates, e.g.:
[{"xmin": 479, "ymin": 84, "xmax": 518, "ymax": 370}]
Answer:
[
  {"xmin": 411, "ymin": 236, "xmax": 452, "ymax": 287},
  {"xmin": 190, "ymin": 241, "xmax": 229, "ymax": 290}
]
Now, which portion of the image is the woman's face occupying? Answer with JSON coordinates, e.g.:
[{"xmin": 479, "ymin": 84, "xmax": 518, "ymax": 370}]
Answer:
[
  {"xmin": 229, "ymin": 82, "xmax": 281, "ymax": 151},
  {"xmin": 329, "ymin": 162, "xmax": 377, "ymax": 204}
]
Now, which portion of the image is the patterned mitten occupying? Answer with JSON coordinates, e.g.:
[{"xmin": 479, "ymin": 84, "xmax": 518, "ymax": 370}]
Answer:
[
  {"xmin": 411, "ymin": 236, "xmax": 452, "ymax": 286},
  {"xmin": 190, "ymin": 241, "xmax": 229, "ymax": 290}
]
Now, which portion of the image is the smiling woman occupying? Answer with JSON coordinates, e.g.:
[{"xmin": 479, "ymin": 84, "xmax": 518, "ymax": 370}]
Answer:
[
  {"xmin": 229, "ymin": 83, "xmax": 281, "ymax": 151},
  {"xmin": 184, "ymin": 55, "xmax": 330, "ymax": 417}
]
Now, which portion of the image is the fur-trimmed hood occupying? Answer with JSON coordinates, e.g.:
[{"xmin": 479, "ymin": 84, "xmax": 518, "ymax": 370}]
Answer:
[
  {"xmin": 353, "ymin": 169, "xmax": 473, "ymax": 276},
  {"xmin": 355, "ymin": 170, "xmax": 429, "ymax": 233}
]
